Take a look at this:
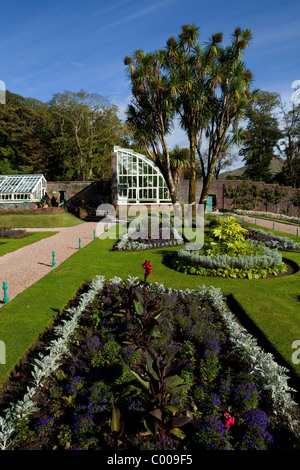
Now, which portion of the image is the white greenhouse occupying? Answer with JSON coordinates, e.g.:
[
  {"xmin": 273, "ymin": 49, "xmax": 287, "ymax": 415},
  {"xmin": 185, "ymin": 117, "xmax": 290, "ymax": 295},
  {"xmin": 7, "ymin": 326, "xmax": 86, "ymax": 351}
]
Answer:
[
  {"xmin": 0, "ymin": 174, "xmax": 47, "ymax": 203},
  {"xmin": 114, "ymin": 146, "xmax": 171, "ymax": 205}
]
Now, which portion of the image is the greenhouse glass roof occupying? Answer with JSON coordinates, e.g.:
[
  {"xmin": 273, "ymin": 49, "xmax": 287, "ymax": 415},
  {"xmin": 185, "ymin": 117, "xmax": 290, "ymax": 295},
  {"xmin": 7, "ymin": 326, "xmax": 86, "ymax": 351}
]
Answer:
[
  {"xmin": 0, "ymin": 174, "xmax": 46, "ymax": 193},
  {"xmin": 0, "ymin": 174, "xmax": 47, "ymax": 203}
]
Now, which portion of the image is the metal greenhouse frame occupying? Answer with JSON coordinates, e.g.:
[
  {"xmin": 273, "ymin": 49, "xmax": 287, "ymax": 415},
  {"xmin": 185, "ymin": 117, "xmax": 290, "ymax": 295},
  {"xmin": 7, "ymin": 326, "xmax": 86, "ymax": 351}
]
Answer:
[
  {"xmin": 0, "ymin": 174, "xmax": 47, "ymax": 203},
  {"xmin": 114, "ymin": 146, "xmax": 171, "ymax": 205}
]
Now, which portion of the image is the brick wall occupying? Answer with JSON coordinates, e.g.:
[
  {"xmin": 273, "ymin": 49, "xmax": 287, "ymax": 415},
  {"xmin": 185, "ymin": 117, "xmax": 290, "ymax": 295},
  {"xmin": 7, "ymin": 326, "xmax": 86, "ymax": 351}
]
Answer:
[{"xmin": 179, "ymin": 179, "xmax": 299, "ymax": 216}]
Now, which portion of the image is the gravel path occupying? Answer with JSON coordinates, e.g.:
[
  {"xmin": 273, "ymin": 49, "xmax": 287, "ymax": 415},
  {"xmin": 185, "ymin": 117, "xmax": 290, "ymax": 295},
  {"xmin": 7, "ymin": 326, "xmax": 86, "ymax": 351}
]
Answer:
[
  {"xmin": 0, "ymin": 221, "xmax": 108, "ymax": 307},
  {"xmin": 241, "ymin": 216, "xmax": 300, "ymax": 236}
]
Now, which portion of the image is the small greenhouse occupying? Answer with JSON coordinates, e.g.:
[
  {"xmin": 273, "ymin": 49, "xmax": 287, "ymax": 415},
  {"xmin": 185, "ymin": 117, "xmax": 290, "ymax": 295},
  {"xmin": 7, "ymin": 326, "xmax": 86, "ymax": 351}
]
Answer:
[{"xmin": 0, "ymin": 174, "xmax": 47, "ymax": 203}]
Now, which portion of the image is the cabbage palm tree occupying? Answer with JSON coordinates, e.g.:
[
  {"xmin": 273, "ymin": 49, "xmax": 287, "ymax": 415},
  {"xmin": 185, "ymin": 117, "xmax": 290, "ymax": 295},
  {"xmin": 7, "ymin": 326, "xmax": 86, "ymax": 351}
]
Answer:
[
  {"xmin": 169, "ymin": 145, "xmax": 190, "ymax": 190},
  {"xmin": 124, "ymin": 50, "xmax": 181, "ymax": 208},
  {"xmin": 197, "ymin": 27, "xmax": 256, "ymax": 209}
]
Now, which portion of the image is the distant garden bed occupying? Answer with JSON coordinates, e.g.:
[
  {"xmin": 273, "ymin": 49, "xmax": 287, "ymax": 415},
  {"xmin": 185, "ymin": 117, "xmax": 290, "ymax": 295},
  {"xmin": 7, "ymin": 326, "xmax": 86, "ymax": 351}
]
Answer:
[
  {"xmin": 0, "ymin": 227, "xmax": 30, "ymax": 239},
  {"xmin": 111, "ymin": 213, "xmax": 185, "ymax": 251}
]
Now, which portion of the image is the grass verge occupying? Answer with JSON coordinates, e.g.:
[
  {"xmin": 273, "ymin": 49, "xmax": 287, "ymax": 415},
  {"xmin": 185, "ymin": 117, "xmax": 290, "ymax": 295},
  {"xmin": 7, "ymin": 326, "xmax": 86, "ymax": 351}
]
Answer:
[
  {"xmin": 0, "ymin": 212, "xmax": 84, "ymax": 228},
  {"xmin": 0, "ymin": 232, "xmax": 58, "ymax": 256}
]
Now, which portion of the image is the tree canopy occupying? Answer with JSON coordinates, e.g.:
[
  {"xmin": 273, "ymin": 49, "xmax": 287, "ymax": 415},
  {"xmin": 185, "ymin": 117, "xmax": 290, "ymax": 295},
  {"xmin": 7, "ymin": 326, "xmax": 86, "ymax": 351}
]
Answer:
[
  {"xmin": 0, "ymin": 90, "xmax": 127, "ymax": 181},
  {"xmin": 124, "ymin": 24, "xmax": 256, "ymax": 211},
  {"xmin": 240, "ymin": 90, "xmax": 282, "ymax": 183}
]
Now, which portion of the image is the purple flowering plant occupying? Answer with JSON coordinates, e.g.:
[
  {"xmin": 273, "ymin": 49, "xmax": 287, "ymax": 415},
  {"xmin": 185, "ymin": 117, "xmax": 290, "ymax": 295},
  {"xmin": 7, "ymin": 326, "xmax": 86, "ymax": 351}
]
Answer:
[{"xmin": 9, "ymin": 263, "xmax": 298, "ymax": 451}]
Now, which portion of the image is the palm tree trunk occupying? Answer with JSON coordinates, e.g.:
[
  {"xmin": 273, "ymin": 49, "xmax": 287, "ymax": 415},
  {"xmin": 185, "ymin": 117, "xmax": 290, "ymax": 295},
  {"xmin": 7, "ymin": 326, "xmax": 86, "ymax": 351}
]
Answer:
[{"xmin": 189, "ymin": 130, "xmax": 196, "ymax": 217}]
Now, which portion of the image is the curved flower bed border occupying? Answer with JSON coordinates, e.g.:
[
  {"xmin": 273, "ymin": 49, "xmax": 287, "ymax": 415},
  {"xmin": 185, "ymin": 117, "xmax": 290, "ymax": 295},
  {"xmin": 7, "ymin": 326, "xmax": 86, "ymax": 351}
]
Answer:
[
  {"xmin": 246, "ymin": 228, "xmax": 300, "ymax": 251},
  {"xmin": 176, "ymin": 246, "xmax": 283, "ymax": 271},
  {"xmin": 168, "ymin": 245, "xmax": 287, "ymax": 279},
  {"xmin": 111, "ymin": 214, "xmax": 185, "ymax": 251},
  {"xmin": 0, "ymin": 273, "xmax": 299, "ymax": 450}
]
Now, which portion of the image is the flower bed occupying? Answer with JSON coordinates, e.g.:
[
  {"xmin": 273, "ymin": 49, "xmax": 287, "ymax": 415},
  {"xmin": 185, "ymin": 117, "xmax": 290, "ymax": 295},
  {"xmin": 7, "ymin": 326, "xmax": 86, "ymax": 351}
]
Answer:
[
  {"xmin": 0, "ymin": 266, "xmax": 299, "ymax": 451},
  {"xmin": 0, "ymin": 227, "xmax": 29, "ymax": 239},
  {"xmin": 246, "ymin": 228, "xmax": 300, "ymax": 251},
  {"xmin": 111, "ymin": 213, "xmax": 184, "ymax": 251},
  {"xmin": 169, "ymin": 246, "xmax": 287, "ymax": 279},
  {"xmin": 168, "ymin": 216, "xmax": 287, "ymax": 279}
]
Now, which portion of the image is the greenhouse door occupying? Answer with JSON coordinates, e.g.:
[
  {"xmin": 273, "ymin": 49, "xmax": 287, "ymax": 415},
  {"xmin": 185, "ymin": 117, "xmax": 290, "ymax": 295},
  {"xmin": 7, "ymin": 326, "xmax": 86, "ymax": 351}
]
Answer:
[
  {"xmin": 118, "ymin": 184, "xmax": 128, "ymax": 203},
  {"xmin": 206, "ymin": 194, "xmax": 216, "ymax": 212}
]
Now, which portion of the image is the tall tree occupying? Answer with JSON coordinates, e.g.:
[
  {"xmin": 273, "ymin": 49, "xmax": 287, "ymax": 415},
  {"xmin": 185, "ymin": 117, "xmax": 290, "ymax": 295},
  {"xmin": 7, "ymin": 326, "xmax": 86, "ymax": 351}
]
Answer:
[
  {"xmin": 48, "ymin": 90, "xmax": 124, "ymax": 181},
  {"xmin": 124, "ymin": 50, "xmax": 181, "ymax": 208},
  {"xmin": 165, "ymin": 24, "xmax": 210, "ymax": 214},
  {"xmin": 239, "ymin": 90, "xmax": 282, "ymax": 182},
  {"xmin": 210, "ymin": 135, "xmax": 238, "ymax": 179},
  {"xmin": 197, "ymin": 27, "xmax": 255, "ymax": 208},
  {"xmin": 124, "ymin": 25, "xmax": 254, "ymax": 213},
  {"xmin": 169, "ymin": 145, "xmax": 190, "ymax": 190},
  {"xmin": 0, "ymin": 104, "xmax": 51, "ymax": 174},
  {"xmin": 278, "ymin": 101, "xmax": 300, "ymax": 188}
]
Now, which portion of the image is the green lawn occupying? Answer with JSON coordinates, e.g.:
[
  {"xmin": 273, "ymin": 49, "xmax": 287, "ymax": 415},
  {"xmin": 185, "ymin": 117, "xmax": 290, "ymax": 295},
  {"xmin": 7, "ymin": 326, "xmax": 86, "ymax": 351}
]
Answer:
[
  {"xmin": 0, "ymin": 231, "xmax": 58, "ymax": 256},
  {"xmin": 0, "ymin": 212, "xmax": 84, "ymax": 228},
  {"xmin": 0, "ymin": 222, "xmax": 299, "ymax": 387}
]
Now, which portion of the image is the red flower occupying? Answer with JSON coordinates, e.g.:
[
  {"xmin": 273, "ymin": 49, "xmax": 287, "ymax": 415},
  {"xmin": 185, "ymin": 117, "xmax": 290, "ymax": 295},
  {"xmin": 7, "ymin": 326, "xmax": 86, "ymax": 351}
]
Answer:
[
  {"xmin": 142, "ymin": 260, "xmax": 152, "ymax": 276},
  {"xmin": 224, "ymin": 412, "xmax": 235, "ymax": 428}
]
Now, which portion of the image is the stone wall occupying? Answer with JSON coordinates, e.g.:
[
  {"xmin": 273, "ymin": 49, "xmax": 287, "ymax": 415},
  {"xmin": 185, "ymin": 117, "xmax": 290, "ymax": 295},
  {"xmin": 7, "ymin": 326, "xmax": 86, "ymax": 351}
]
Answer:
[{"xmin": 46, "ymin": 180, "xmax": 111, "ymax": 218}]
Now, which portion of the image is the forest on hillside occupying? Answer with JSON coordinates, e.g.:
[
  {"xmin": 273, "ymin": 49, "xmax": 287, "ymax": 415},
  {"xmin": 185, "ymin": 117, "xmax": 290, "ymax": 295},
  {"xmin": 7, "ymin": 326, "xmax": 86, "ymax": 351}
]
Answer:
[{"xmin": 0, "ymin": 90, "xmax": 129, "ymax": 181}]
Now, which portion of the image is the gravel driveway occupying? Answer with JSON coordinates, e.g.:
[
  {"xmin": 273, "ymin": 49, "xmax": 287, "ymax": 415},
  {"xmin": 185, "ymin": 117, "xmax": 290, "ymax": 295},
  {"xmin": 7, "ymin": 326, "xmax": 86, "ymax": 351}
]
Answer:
[{"xmin": 0, "ymin": 221, "xmax": 108, "ymax": 307}]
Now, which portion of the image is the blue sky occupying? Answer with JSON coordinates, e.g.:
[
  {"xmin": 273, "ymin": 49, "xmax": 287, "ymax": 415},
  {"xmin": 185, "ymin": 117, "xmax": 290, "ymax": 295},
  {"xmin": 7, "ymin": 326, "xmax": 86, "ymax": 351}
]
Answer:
[{"xmin": 1, "ymin": 0, "xmax": 300, "ymax": 167}]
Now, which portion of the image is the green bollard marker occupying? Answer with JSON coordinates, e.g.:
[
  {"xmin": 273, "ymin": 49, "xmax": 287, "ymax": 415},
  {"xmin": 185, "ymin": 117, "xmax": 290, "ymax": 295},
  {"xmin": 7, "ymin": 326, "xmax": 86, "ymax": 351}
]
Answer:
[
  {"xmin": 273, "ymin": 222, "xmax": 275, "ymax": 230},
  {"xmin": 297, "ymin": 228, "xmax": 299, "ymax": 237},
  {"xmin": 93, "ymin": 229, "xmax": 96, "ymax": 239},
  {"xmin": 79, "ymin": 238, "xmax": 81, "ymax": 249},
  {"xmin": 3, "ymin": 281, "xmax": 9, "ymax": 304},
  {"xmin": 52, "ymin": 251, "xmax": 56, "ymax": 268}
]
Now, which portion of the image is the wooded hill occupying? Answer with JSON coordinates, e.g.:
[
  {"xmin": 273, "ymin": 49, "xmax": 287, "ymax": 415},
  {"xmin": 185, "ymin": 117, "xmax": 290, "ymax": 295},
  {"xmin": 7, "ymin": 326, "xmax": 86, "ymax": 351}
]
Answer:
[{"xmin": 0, "ymin": 90, "xmax": 128, "ymax": 181}]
